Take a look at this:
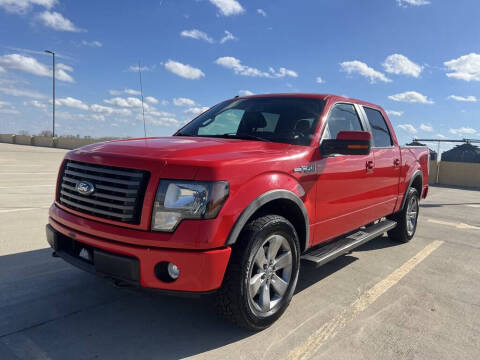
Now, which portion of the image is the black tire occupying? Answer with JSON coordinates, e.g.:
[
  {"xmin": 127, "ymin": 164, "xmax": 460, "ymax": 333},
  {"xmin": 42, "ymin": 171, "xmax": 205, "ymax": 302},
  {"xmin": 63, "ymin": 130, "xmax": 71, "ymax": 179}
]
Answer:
[
  {"xmin": 216, "ymin": 215, "xmax": 300, "ymax": 331},
  {"xmin": 388, "ymin": 188, "xmax": 420, "ymax": 243}
]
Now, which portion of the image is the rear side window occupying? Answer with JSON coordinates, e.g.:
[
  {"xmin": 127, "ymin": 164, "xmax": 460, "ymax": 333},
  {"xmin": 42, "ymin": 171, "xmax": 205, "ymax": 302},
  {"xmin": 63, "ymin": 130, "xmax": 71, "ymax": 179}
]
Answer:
[
  {"xmin": 363, "ymin": 107, "xmax": 393, "ymax": 147},
  {"xmin": 323, "ymin": 103, "xmax": 363, "ymax": 140}
]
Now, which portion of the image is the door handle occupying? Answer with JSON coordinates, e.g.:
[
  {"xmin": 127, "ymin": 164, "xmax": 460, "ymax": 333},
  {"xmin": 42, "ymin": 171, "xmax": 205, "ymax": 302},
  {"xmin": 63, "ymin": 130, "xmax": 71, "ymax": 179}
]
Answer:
[
  {"xmin": 393, "ymin": 158, "xmax": 400, "ymax": 167},
  {"xmin": 366, "ymin": 160, "xmax": 374, "ymax": 170}
]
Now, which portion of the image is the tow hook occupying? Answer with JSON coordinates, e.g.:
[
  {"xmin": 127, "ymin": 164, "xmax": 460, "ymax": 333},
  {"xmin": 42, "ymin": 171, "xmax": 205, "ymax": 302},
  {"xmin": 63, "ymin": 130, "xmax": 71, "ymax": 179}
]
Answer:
[{"xmin": 51, "ymin": 251, "xmax": 59, "ymax": 258}]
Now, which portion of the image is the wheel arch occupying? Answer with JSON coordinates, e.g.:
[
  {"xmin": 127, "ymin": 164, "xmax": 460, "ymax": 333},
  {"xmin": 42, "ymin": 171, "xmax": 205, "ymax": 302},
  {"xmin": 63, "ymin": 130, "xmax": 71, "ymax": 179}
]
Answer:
[
  {"xmin": 225, "ymin": 190, "xmax": 310, "ymax": 253},
  {"xmin": 401, "ymin": 170, "xmax": 423, "ymax": 210}
]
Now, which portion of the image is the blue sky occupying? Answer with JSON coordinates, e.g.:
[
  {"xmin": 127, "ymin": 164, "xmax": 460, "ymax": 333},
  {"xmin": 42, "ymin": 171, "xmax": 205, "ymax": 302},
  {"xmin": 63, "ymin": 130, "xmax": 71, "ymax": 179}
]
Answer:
[{"xmin": 0, "ymin": 0, "xmax": 479, "ymax": 148}]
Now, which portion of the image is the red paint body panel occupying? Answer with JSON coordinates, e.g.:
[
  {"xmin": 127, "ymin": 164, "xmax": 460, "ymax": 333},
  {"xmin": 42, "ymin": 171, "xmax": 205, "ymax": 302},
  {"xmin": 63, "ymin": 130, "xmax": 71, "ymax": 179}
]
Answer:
[{"xmin": 48, "ymin": 94, "xmax": 429, "ymax": 292}]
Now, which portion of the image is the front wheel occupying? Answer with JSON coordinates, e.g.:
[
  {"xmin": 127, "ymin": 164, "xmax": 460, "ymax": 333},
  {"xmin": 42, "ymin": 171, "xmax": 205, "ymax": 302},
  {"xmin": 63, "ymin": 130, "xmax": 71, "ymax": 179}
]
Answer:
[
  {"xmin": 216, "ymin": 215, "xmax": 300, "ymax": 330},
  {"xmin": 388, "ymin": 188, "xmax": 420, "ymax": 243}
]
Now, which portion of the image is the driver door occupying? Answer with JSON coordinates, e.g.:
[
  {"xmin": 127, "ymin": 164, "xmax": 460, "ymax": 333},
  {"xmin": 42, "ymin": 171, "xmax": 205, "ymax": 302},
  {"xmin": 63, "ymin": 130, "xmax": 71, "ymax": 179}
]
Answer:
[{"xmin": 313, "ymin": 103, "xmax": 376, "ymax": 245}]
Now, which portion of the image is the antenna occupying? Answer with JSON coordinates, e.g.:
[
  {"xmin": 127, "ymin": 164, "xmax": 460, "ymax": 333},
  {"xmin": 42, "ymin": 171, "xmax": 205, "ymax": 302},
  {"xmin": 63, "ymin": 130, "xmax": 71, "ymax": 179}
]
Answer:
[{"xmin": 138, "ymin": 61, "xmax": 147, "ymax": 138}]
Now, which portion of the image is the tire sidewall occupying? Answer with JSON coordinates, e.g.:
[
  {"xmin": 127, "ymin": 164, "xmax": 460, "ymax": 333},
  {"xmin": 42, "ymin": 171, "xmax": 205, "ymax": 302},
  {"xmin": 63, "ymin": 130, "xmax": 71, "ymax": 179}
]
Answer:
[
  {"xmin": 239, "ymin": 217, "xmax": 300, "ymax": 329},
  {"xmin": 404, "ymin": 188, "xmax": 420, "ymax": 241}
]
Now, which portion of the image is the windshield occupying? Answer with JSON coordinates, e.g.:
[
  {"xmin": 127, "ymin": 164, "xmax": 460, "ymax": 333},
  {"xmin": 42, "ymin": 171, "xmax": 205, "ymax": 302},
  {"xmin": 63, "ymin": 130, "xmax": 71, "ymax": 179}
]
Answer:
[{"xmin": 175, "ymin": 97, "xmax": 325, "ymax": 146}]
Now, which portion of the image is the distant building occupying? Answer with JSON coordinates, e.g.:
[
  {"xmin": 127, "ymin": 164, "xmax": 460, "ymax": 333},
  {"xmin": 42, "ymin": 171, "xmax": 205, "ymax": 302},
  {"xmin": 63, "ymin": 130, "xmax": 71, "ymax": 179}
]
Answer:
[
  {"xmin": 441, "ymin": 143, "xmax": 480, "ymax": 163},
  {"xmin": 407, "ymin": 141, "xmax": 438, "ymax": 161}
]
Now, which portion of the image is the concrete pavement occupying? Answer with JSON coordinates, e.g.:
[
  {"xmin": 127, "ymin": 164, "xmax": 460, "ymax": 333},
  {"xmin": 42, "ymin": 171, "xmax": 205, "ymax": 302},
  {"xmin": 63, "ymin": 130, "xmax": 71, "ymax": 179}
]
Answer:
[{"xmin": 0, "ymin": 143, "xmax": 479, "ymax": 359}]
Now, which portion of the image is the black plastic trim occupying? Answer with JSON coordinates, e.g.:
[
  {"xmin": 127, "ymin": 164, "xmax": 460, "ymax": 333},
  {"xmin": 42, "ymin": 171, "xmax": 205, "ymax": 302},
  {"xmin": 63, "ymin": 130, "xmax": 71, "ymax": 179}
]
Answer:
[
  {"xmin": 401, "ymin": 170, "xmax": 423, "ymax": 210},
  {"xmin": 225, "ymin": 189, "xmax": 310, "ymax": 251}
]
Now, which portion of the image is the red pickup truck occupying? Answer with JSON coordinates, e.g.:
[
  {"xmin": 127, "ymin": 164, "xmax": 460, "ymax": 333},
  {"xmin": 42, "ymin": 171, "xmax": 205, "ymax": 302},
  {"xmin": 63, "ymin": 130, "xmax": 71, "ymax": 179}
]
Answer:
[{"xmin": 46, "ymin": 94, "xmax": 429, "ymax": 330}]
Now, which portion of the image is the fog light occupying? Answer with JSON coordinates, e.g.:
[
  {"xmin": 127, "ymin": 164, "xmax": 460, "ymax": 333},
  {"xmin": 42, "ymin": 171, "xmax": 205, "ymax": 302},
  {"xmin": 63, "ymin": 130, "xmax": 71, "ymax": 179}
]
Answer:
[{"xmin": 167, "ymin": 262, "xmax": 180, "ymax": 280}]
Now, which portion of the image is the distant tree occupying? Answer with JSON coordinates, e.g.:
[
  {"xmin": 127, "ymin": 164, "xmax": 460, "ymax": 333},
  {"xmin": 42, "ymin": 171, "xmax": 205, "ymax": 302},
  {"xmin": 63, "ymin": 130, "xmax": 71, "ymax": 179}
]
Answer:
[
  {"xmin": 38, "ymin": 130, "xmax": 53, "ymax": 137},
  {"xmin": 18, "ymin": 130, "xmax": 30, "ymax": 136}
]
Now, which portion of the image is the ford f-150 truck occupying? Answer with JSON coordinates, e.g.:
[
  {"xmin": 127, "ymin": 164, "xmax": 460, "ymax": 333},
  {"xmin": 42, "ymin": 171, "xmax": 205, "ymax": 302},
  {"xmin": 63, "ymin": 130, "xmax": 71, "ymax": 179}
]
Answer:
[{"xmin": 46, "ymin": 94, "xmax": 429, "ymax": 330}]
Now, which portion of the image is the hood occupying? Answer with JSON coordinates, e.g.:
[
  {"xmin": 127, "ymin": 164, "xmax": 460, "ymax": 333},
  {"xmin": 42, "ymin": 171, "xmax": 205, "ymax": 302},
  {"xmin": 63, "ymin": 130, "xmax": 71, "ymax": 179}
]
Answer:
[{"xmin": 71, "ymin": 136, "xmax": 297, "ymax": 164}]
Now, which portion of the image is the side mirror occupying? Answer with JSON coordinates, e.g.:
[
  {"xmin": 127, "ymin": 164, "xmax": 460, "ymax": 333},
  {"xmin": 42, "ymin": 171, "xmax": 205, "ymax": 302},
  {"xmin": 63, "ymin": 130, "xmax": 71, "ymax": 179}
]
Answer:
[{"xmin": 321, "ymin": 131, "xmax": 371, "ymax": 156}]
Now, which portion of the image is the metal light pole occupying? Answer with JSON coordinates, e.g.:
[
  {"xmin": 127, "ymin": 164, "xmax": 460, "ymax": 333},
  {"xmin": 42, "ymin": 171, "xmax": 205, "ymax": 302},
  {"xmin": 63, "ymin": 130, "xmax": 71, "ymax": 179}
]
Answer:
[{"xmin": 44, "ymin": 50, "xmax": 55, "ymax": 138}]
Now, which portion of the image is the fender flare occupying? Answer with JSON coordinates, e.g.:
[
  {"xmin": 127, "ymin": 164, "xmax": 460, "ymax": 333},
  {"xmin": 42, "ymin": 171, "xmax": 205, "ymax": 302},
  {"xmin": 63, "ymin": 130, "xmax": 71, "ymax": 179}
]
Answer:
[
  {"xmin": 400, "ymin": 170, "xmax": 423, "ymax": 210},
  {"xmin": 225, "ymin": 189, "xmax": 310, "ymax": 251}
]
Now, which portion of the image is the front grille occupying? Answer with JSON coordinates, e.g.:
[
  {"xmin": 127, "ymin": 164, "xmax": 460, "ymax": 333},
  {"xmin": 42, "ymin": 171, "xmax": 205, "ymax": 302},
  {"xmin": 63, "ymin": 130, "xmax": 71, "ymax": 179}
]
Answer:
[{"xmin": 58, "ymin": 160, "xmax": 150, "ymax": 224}]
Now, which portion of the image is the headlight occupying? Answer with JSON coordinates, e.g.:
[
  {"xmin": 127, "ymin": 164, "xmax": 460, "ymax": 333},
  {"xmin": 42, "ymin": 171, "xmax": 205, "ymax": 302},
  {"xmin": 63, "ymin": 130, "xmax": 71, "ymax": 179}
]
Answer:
[{"xmin": 151, "ymin": 180, "xmax": 229, "ymax": 231}]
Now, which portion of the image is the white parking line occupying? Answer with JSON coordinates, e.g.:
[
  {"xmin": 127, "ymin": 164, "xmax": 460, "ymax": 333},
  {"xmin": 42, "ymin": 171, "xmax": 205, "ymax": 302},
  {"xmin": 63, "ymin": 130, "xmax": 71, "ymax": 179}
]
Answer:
[
  {"xmin": 1, "ymin": 333, "xmax": 52, "ymax": 360},
  {"xmin": 428, "ymin": 218, "xmax": 480, "ymax": 230},
  {"xmin": 284, "ymin": 240, "xmax": 444, "ymax": 360},
  {"xmin": 0, "ymin": 172, "xmax": 56, "ymax": 175},
  {"xmin": 0, "ymin": 207, "xmax": 49, "ymax": 214},
  {"xmin": 466, "ymin": 204, "xmax": 480, "ymax": 208},
  {"xmin": 0, "ymin": 185, "xmax": 54, "ymax": 189}
]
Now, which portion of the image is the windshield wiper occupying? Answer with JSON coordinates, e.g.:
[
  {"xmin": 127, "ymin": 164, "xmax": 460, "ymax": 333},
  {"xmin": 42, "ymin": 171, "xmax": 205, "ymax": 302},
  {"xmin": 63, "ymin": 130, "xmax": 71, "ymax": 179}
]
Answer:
[{"xmin": 218, "ymin": 133, "xmax": 269, "ymax": 142}]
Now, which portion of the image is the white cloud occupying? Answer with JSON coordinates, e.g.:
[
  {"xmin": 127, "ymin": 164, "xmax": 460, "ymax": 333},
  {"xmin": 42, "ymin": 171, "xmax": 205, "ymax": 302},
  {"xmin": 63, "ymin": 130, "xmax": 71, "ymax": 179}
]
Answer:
[
  {"xmin": 383, "ymin": 54, "xmax": 422, "ymax": 77},
  {"xmin": 0, "ymin": 0, "xmax": 55, "ymax": 14},
  {"xmin": 104, "ymin": 96, "xmax": 150, "ymax": 109},
  {"xmin": 316, "ymin": 76, "xmax": 325, "ymax": 84},
  {"xmin": 444, "ymin": 53, "xmax": 480, "ymax": 82},
  {"xmin": 388, "ymin": 91, "xmax": 434, "ymax": 104},
  {"xmin": 215, "ymin": 56, "xmax": 298, "ymax": 78},
  {"xmin": 209, "ymin": 0, "xmax": 244, "ymax": 16},
  {"xmin": 0, "ymin": 100, "xmax": 19, "ymax": 114},
  {"xmin": 398, "ymin": 124, "xmax": 418, "ymax": 134},
  {"xmin": 0, "ymin": 53, "xmax": 74, "ymax": 82},
  {"xmin": 447, "ymin": 95, "xmax": 477, "ymax": 102},
  {"xmin": 91, "ymin": 104, "xmax": 131, "ymax": 116},
  {"xmin": 436, "ymin": 134, "xmax": 445, "ymax": 139},
  {"xmin": 449, "ymin": 127, "xmax": 477, "ymax": 135},
  {"xmin": 164, "ymin": 60, "xmax": 205, "ymax": 80},
  {"xmin": 397, "ymin": 0, "xmax": 430, "ymax": 6},
  {"xmin": 220, "ymin": 30, "xmax": 237, "ymax": 44},
  {"xmin": 91, "ymin": 114, "xmax": 105, "ymax": 122},
  {"xmin": 0, "ymin": 86, "xmax": 46, "ymax": 98},
  {"xmin": 128, "ymin": 64, "xmax": 155, "ymax": 72},
  {"xmin": 180, "ymin": 29, "xmax": 214, "ymax": 43},
  {"xmin": 0, "ymin": 66, "xmax": 5, "ymax": 73},
  {"xmin": 386, "ymin": 110, "xmax": 404, "ymax": 117},
  {"xmin": 420, "ymin": 124, "xmax": 433, "ymax": 132},
  {"xmin": 37, "ymin": 11, "xmax": 85, "ymax": 32},
  {"xmin": 55, "ymin": 97, "xmax": 89, "ymax": 110},
  {"xmin": 81, "ymin": 40, "xmax": 102, "ymax": 47},
  {"xmin": 145, "ymin": 96, "xmax": 158, "ymax": 104},
  {"xmin": 124, "ymin": 88, "xmax": 141, "ymax": 96},
  {"xmin": 173, "ymin": 97, "xmax": 196, "ymax": 107},
  {"xmin": 340, "ymin": 60, "xmax": 391, "ymax": 83},
  {"xmin": 185, "ymin": 106, "xmax": 210, "ymax": 116},
  {"xmin": 24, "ymin": 100, "xmax": 47, "ymax": 109},
  {"xmin": 257, "ymin": 8, "xmax": 267, "ymax": 17},
  {"xmin": 109, "ymin": 90, "xmax": 121, "ymax": 96},
  {"xmin": 239, "ymin": 90, "xmax": 254, "ymax": 96}
]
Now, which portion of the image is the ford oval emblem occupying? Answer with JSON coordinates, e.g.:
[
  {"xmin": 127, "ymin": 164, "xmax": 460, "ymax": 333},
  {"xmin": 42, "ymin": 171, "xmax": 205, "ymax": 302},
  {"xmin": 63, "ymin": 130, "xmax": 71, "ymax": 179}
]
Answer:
[{"xmin": 76, "ymin": 181, "xmax": 95, "ymax": 196}]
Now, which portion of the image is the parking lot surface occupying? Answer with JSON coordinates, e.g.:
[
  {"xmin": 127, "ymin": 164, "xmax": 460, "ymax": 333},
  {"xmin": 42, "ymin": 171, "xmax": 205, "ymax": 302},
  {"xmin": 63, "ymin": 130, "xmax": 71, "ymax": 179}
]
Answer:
[{"xmin": 0, "ymin": 143, "xmax": 479, "ymax": 360}]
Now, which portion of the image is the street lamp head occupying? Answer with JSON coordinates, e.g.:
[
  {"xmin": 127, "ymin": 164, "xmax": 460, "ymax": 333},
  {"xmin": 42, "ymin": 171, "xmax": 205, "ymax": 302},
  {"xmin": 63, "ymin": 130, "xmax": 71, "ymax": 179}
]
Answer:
[{"xmin": 44, "ymin": 50, "xmax": 54, "ymax": 54}]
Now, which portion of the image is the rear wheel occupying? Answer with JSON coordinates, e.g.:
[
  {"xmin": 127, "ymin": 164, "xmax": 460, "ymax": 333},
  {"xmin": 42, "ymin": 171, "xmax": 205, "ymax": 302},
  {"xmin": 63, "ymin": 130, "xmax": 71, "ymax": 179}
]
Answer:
[
  {"xmin": 216, "ymin": 215, "xmax": 300, "ymax": 330},
  {"xmin": 388, "ymin": 188, "xmax": 420, "ymax": 243}
]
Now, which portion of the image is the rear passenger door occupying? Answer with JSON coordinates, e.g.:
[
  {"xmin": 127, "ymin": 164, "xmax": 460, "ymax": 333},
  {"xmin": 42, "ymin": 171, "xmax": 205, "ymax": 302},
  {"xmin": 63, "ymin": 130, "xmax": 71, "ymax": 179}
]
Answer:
[{"xmin": 361, "ymin": 107, "xmax": 401, "ymax": 217}]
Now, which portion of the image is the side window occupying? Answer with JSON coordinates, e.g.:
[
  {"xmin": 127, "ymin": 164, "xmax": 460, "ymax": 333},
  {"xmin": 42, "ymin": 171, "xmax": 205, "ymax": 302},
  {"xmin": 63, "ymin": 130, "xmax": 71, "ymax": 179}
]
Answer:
[
  {"xmin": 198, "ymin": 109, "xmax": 244, "ymax": 135},
  {"xmin": 323, "ymin": 103, "xmax": 363, "ymax": 140},
  {"xmin": 363, "ymin": 107, "xmax": 393, "ymax": 147}
]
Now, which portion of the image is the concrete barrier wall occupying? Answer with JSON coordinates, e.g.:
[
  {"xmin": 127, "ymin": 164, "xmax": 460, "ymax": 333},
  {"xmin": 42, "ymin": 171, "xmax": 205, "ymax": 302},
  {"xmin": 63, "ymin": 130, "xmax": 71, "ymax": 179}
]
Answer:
[
  {"xmin": 31, "ymin": 136, "xmax": 54, "ymax": 147},
  {"xmin": 0, "ymin": 134, "xmax": 15, "ymax": 143},
  {"xmin": 0, "ymin": 134, "xmax": 100, "ymax": 150},
  {"xmin": 55, "ymin": 138, "xmax": 98, "ymax": 149},
  {"xmin": 429, "ymin": 160, "xmax": 439, "ymax": 185},
  {"xmin": 437, "ymin": 161, "xmax": 480, "ymax": 188},
  {"xmin": 14, "ymin": 135, "xmax": 32, "ymax": 145}
]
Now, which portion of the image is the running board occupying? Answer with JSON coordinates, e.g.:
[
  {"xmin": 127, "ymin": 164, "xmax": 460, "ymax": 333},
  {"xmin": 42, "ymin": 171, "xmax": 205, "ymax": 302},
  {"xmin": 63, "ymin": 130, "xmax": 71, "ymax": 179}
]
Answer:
[{"xmin": 301, "ymin": 220, "xmax": 397, "ymax": 266}]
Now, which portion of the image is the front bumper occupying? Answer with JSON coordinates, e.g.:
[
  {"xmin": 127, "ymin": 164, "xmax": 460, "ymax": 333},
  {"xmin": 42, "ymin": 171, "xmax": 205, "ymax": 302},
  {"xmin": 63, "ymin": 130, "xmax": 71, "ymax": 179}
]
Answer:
[{"xmin": 47, "ymin": 218, "xmax": 231, "ymax": 293}]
